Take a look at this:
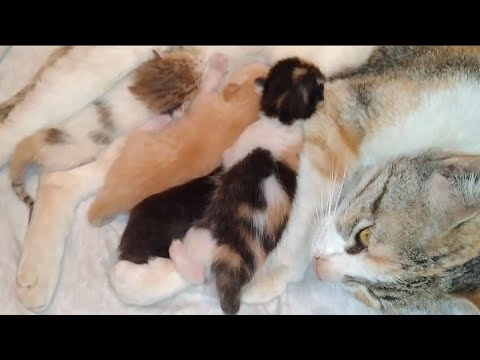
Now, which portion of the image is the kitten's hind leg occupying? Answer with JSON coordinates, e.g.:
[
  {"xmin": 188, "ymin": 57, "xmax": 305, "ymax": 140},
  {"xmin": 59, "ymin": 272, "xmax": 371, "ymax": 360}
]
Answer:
[
  {"xmin": 16, "ymin": 138, "xmax": 125, "ymax": 312},
  {"xmin": 110, "ymin": 258, "xmax": 193, "ymax": 306}
]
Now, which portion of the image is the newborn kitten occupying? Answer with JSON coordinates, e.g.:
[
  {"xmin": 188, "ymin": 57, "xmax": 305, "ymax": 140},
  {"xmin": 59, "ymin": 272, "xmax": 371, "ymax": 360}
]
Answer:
[{"xmin": 169, "ymin": 57, "xmax": 326, "ymax": 314}]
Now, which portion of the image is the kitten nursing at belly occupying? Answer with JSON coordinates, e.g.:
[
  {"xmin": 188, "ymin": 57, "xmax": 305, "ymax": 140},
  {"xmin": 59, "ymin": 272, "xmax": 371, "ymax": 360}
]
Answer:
[
  {"xmin": 87, "ymin": 61, "xmax": 270, "ymax": 226},
  {"xmin": 118, "ymin": 168, "xmax": 221, "ymax": 264},
  {"xmin": 9, "ymin": 48, "xmax": 205, "ymax": 220},
  {"xmin": 168, "ymin": 57, "xmax": 325, "ymax": 315}
]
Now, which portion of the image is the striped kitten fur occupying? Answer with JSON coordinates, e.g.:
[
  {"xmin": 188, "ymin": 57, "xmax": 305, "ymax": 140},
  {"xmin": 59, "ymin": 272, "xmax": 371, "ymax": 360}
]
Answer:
[
  {"xmin": 9, "ymin": 48, "xmax": 205, "ymax": 221},
  {"xmin": 168, "ymin": 57, "xmax": 326, "ymax": 314}
]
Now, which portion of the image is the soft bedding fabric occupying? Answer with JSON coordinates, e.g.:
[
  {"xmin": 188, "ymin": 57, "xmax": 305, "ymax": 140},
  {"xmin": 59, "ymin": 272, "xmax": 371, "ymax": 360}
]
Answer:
[{"xmin": 0, "ymin": 46, "xmax": 470, "ymax": 315}]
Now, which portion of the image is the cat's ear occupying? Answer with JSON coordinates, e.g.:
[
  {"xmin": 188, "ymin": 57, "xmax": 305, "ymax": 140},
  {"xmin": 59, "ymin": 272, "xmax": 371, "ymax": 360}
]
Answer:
[
  {"xmin": 254, "ymin": 77, "xmax": 266, "ymax": 95},
  {"xmin": 429, "ymin": 154, "xmax": 480, "ymax": 231},
  {"xmin": 222, "ymin": 83, "xmax": 241, "ymax": 102}
]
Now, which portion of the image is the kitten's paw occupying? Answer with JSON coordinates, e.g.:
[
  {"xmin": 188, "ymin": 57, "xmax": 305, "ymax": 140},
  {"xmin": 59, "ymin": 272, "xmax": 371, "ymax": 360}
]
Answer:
[
  {"xmin": 168, "ymin": 239, "xmax": 185, "ymax": 260},
  {"xmin": 242, "ymin": 269, "xmax": 289, "ymax": 304},
  {"xmin": 208, "ymin": 53, "xmax": 229, "ymax": 75},
  {"xmin": 169, "ymin": 240, "xmax": 205, "ymax": 284},
  {"xmin": 16, "ymin": 255, "xmax": 60, "ymax": 313}
]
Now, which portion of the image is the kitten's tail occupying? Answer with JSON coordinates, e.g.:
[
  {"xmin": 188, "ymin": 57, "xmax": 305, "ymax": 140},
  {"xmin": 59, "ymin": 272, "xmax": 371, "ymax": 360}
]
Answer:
[
  {"xmin": 9, "ymin": 132, "xmax": 44, "ymax": 222},
  {"xmin": 211, "ymin": 247, "xmax": 257, "ymax": 315}
]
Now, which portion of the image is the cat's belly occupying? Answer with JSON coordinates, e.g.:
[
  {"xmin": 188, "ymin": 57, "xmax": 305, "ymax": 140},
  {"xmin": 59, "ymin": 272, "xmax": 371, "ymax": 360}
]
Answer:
[{"xmin": 360, "ymin": 81, "xmax": 480, "ymax": 167}]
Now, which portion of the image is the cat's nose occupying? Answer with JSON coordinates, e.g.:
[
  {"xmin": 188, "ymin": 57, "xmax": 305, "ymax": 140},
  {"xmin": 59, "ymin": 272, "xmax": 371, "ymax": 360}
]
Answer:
[
  {"xmin": 313, "ymin": 256, "xmax": 327, "ymax": 280},
  {"xmin": 313, "ymin": 256, "xmax": 342, "ymax": 282}
]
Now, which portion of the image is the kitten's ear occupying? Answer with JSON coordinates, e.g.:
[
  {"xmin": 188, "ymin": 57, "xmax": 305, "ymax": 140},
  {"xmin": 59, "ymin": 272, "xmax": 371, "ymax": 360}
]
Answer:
[
  {"xmin": 429, "ymin": 154, "xmax": 480, "ymax": 231},
  {"xmin": 222, "ymin": 83, "xmax": 241, "ymax": 102},
  {"xmin": 254, "ymin": 77, "xmax": 266, "ymax": 95}
]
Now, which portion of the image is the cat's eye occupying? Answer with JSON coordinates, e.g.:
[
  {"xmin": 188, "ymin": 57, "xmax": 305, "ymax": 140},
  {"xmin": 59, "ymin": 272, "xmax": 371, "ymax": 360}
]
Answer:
[
  {"xmin": 346, "ymin": 226, "xmax": 373, "ymax": 255},
  {"xmin": 357, "ymin": 227, "xmax": 372, "ymax": 247}
]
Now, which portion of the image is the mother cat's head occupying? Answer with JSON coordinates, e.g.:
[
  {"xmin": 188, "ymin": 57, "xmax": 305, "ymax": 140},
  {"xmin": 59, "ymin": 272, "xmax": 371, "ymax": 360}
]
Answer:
[{"xmin": 313, "ymin": 150, "xmax": 480, "ymax": 314}]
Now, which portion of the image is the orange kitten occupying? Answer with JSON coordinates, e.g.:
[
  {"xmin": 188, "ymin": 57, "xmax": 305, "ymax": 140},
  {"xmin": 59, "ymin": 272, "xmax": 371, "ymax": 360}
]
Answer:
[{"xmin": 88, "ymin": 61, "xmax": 269, "ymax": 226}]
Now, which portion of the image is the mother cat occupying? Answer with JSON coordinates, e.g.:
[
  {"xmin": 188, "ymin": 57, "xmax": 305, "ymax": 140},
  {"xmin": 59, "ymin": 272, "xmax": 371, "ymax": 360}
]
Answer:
[{"xmin": 14, "ymin": 46, "xmax": 480, "ymax": 314}]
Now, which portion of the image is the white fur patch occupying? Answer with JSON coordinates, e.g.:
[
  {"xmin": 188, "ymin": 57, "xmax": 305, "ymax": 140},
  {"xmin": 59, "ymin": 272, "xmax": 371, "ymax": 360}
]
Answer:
[
  {"xmin": 222, "ymin": 116, "xmax": 303, "ymax": 169},
  {"xmin": 110, "ymin": 258, "xmax": 192, "ymax": 306},
  {"xmin": 312, "ymin": 218, "xmax": 346, "ymax": 258},
  {"xmin": 360, "ymin": 82, "xmax": 480, "ymax": 167}
]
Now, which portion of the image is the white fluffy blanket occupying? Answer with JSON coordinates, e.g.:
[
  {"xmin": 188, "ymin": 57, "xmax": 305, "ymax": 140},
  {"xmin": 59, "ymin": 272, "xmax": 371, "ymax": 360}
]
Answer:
[{"xmin": 0, "ymin": 46, "xmax": 470, "ymax": 315}]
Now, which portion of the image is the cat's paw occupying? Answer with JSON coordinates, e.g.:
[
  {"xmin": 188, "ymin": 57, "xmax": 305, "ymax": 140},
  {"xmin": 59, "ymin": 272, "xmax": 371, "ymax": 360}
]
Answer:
[
  {"xmin": 169, "ymin": 240, "xmax": 205, "ymax": 284},
  {"xmin": 242, "ymin": 268, "xmax": 289, "ymax": 304},
  {"xmin": 16, "ymin": 254, "xmax": 60, "ymax": 313}
]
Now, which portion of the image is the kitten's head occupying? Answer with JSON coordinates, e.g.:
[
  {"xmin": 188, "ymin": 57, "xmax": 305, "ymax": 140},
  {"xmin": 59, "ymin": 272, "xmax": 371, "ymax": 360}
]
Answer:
[
  {"xmin": 255, "ymin": 57, "xmax": 325, "ymax": 125},
  {"xmin": 313, "ymin": 150, "xmax": 480, "ymax": 313}
]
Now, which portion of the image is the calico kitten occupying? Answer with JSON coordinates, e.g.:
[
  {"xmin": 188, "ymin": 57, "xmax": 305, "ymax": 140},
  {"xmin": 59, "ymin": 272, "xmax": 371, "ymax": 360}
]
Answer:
[
  {"xmin": 9, "ymin": 48, "xmax": 205, "ymax": 221},
  {"xmin": 314, "ymin": 150, "xmax": 480, "ymax": 314},
  {"xmin": 168, "ymin": 57, "xmax": 326, "ymax": 314},
  {"xmin": 87, "ymin": 62, "xmax": 269, "ymax": 227}
]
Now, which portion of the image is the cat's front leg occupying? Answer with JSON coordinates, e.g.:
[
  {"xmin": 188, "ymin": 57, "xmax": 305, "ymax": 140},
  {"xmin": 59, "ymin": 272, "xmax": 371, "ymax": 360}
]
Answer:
[{"xmin": 16, "ymin": 138, "xmax": 125, "ymax": 312}]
